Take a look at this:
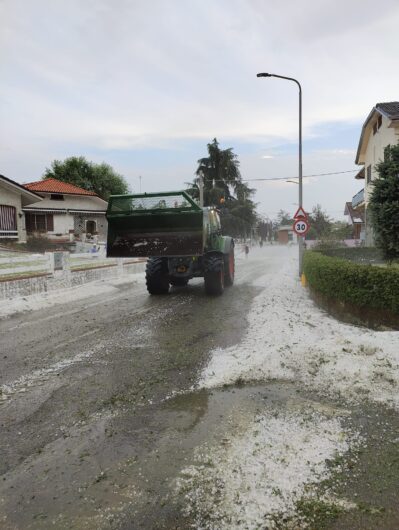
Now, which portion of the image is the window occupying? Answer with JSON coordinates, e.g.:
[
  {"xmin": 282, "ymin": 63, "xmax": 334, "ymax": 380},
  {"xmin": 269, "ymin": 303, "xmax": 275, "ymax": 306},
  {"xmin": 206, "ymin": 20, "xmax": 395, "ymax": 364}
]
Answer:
[
  {"xmin": 366, "ymin": 165, "xmax": 372, "ymax": 184},
  {"xmin": 25, "ymin": 213, "xmax": 54, "ymax": 233},
  {"xmin": 0, "ymin": 205, "xmax": 17, "ymax": 233},
  {"xmin": 50, "ymin": 194, "xmax": 64, "ymax": 200}
]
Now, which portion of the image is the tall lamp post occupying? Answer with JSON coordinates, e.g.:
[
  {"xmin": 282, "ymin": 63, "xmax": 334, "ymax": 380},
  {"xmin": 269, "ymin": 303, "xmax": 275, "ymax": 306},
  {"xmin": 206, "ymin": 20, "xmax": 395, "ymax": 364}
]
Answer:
[{"xmin": 257, "ymin": 72, "xmax": 304, "ymax": 277}]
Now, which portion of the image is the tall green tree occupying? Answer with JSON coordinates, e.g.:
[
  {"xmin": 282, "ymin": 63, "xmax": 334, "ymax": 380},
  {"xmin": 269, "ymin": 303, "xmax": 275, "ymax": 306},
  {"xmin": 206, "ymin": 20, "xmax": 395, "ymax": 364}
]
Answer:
[
  {"xmin": 369, "ymin": 144, "xmax": 399, "ymax": 261},
  {"xmin": 276, "ymin": 210, "xmax": 293, "ymax": 225},
  {"xmin": 187, "ymin": 139, "xmax": 258, "ymax": 237},
  {"xmin": 43, "ymin": 156, "xmax": 129, "ymax": 200},
  {"xmin": 194, "ymin": 138, "xmax": 241, "ymax": 203},
  {"xmin": 309, "ymin": 204, "xmax": 332, "ymax": 238},
  {"xmin": 331, "ymin": 220, "xmax": 353, "ymax": 240}
]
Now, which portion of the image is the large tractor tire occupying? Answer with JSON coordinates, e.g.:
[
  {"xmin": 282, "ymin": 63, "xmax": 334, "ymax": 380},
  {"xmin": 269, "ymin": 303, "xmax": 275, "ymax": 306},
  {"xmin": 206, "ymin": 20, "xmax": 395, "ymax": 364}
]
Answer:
[
  {"xmin": 146, "ymin": 257, "xmax": 170, "ymax": 295},
  {"xmin": 169, "ymin": 277, "xmax": 189, "ymax": 287},
  {"xmin": 204, "ymin": 255, "xmax": 224, "ymax": 296},
  {"xmin": 224, "ymin": 245, "xmax": 235, "ymax": 287}
]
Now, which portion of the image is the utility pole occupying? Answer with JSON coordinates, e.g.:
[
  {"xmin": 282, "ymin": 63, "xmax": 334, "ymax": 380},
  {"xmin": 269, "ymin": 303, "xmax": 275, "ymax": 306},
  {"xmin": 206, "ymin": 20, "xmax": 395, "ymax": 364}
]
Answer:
[{"xmin": 199, "ymin": 173, "xmax": 204, "ymax": 207}]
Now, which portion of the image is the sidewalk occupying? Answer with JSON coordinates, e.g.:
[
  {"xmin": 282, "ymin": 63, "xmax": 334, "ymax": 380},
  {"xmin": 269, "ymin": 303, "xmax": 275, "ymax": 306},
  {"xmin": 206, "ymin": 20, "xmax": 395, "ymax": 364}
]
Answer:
[{"xmin": 0, "ymin": 271, "xmax": 145, "ymax": 320}]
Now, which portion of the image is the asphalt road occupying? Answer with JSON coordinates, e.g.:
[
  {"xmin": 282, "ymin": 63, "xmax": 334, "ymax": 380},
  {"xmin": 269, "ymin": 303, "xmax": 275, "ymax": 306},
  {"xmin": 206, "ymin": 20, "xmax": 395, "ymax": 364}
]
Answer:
[
  {"xmin": 1, "ymin": 246, "xmax": 398, "ymax": 530},
  {"xmin": 0, "ymin": 248, "xmax": 272, "ymax": 529}
]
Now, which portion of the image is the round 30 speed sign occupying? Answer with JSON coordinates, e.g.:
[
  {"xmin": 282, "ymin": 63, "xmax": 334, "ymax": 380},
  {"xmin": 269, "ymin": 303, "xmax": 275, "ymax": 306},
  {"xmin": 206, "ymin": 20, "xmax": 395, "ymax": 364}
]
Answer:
[{"xmin": 293, "ymin": 218, "xmax": 310, "ymax": 236}]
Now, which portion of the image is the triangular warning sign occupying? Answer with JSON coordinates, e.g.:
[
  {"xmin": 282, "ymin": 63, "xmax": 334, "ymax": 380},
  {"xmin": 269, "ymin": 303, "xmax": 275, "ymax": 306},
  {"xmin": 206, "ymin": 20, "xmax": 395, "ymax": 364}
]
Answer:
[{"xmin": 293, "ymin": 206, "xmax": 307, "ymax": 220}]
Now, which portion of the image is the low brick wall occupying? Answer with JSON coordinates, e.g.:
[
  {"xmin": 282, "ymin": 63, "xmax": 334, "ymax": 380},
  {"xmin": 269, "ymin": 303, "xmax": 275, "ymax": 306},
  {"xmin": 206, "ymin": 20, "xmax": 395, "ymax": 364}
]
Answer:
[{"xmin": 0, "ymin": 260, "xmax": 146, "ymax": 301}]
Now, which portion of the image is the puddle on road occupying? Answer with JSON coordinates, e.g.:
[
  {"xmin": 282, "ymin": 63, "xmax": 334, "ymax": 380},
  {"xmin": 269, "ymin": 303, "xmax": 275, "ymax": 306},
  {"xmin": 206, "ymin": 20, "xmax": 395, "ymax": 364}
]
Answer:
[
  {"xmin": 1, "ymin": 381, "xmax": 398, "ymax": 530},
  {"xmin": 0, "ymin": 381, "xmax": 348, "ymax": 530}
]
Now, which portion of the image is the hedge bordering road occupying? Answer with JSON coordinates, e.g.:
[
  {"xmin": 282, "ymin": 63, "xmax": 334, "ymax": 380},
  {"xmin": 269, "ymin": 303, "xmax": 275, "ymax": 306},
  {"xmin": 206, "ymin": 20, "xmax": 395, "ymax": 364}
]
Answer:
[{"xmin": 303, "ymin": 251, "xmax": 399, "ymax": 324}]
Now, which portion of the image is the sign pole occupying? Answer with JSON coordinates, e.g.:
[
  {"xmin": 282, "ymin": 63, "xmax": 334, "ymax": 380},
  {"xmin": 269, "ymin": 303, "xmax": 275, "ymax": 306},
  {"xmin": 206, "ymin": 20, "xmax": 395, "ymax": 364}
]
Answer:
[{"xmin": 298, "ymin": 82, "xmax": 304, "ymax": 277}]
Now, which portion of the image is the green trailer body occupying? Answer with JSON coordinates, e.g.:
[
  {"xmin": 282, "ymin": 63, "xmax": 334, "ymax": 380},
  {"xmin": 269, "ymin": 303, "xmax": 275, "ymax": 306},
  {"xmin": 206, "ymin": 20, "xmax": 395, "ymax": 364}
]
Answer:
[
  {"xmin": 106, "ymin": 191, "xmax": 235, "ymax": 295},
  {"xmin": 106, "ymin": 191, "xmax": 204, "ymax": 257}
]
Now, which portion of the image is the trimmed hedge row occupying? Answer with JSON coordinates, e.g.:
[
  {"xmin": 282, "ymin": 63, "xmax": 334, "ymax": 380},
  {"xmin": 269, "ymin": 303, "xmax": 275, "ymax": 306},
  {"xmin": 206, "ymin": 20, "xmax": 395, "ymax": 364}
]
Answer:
[
  {"xmin": 303, "ymin": 251, "xmax": 399, "ymax": 314},
  {"xmin": 319, "ymin": 246, "xmax": 384, "ymax": 264}
]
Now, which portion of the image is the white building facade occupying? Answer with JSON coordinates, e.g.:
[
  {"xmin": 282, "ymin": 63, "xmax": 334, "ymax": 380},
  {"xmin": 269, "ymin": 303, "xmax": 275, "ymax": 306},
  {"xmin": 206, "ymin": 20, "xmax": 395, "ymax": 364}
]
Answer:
[
  {"xmin": 0, "ymin": 175, "xmax": 43, "ymax": 242},
  {"xmin": 23, "ymin": 178, "xmax": 108, "ymax": 242},
  {"xmin": 355, "ymin": 102, "xmax": 399, "ymax": 245}
]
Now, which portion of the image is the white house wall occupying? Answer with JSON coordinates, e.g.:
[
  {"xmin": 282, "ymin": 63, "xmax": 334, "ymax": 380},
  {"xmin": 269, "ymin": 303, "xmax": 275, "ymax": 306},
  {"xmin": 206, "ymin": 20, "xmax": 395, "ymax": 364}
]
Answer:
[
  {"xmin": 364, "ymin": 117, "xmax": 399, "ymax": 204},
  {"xmin": 53, "ymin": 214, "xmax": 73, "ymax": 235},
  {"xmin": 0, "ymin": 185, "xmax": 26, "ymax": 242},
  {"xmin": 36, "ymin": 194, "xmax": 107, "ymax": 210},
  {"xmin": 23, "ymin": 193, "xmax": 108, "ymax": 240}
]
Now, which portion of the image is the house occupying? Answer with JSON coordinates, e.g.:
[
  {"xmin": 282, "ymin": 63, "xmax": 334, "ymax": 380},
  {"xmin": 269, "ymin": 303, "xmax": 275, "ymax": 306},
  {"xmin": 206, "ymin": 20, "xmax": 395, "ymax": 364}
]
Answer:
[
  {"xmin": 0, "ymin": 174, "xmax": 43, "ymax": 242},
  {"xmin": 344, "ymin": 201, "xmax": 364, "ymax": 240},
  {"xmin": 277, "ymin": 225, "xmax": 297, "ymax": 244},
  {"xmin": 23, "ymin": 178, "xmax": 108, "ymax": 242},
  {"xmin": 354, "ymin": 102, "xmax": 399, "ymax": 244}
]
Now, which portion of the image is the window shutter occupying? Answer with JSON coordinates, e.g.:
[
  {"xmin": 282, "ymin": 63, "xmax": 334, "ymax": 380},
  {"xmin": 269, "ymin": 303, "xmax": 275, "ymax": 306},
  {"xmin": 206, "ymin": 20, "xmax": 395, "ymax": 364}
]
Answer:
[
  {"xmin": 0, "ymin": 205, "xmax": 17, "ymax": 230},
  {"xmin": 46, "ymin": 214, "xmax": 54, "ymax": 231}
]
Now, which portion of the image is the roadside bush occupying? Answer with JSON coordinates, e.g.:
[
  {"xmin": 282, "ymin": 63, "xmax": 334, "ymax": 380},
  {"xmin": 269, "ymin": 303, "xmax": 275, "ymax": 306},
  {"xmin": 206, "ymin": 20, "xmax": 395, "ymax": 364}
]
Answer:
[
  {"xmin": 24, "ymin": 235, "xmax": 59, "ymax": 253},
  {"xmin": 317, "ymin": 246, "xmax": 384, "ymax": 264},
  {"xmin": 303, "ymin": 251, "xmax": 399, "ymax": 314},
  {"xmin": 311, "ymin": 239, "xmax": 347, "ymax": 251}
]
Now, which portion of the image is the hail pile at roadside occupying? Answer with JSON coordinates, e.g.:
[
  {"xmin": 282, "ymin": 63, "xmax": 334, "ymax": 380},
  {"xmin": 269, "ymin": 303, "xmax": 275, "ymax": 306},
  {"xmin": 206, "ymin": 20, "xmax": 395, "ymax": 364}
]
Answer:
[
  {"xmin": 176, "ymin": 250, "xmax": 397, "ymax": 528},
  {"xmin": 200, "ymin": 255, "xmax": 399, "ymax": 408}
]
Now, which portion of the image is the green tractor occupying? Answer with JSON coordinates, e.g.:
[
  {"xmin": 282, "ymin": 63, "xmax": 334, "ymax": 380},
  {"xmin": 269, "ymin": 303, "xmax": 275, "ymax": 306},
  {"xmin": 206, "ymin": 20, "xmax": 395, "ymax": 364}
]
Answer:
[{"xmin": 106, "ymin": 191, "xmax": 235, "ymax": 295}]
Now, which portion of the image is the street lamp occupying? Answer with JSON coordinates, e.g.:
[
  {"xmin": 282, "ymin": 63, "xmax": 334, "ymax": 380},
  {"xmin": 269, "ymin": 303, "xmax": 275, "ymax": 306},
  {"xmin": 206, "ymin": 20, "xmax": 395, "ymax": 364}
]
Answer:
[{"xmin": 257, "ymin": 72, "xmax": 304, "ymax": 277}]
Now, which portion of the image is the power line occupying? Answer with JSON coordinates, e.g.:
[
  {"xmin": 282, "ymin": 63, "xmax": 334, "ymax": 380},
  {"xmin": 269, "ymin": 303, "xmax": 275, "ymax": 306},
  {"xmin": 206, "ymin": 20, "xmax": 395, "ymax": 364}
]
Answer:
[
  {"xmin": 243, "ymin": 169, "xmax": 358, "ymax": 182},
  {"xmin": 193, "ymin": 169, "xmax": 359, "ymax": 185}
]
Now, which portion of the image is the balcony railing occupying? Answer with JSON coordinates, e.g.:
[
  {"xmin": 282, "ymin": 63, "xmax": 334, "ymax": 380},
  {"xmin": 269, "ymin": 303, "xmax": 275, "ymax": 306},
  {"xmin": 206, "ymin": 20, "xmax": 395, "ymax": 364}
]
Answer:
[{"xmin": 352, "ymin": 188, "xmax": 364, "ymax": 208}]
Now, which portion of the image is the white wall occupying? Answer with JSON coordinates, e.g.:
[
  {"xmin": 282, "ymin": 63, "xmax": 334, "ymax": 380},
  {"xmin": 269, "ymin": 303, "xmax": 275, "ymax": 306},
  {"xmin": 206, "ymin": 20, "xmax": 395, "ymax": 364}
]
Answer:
[
  {"xmin": 35, "ymin": 194, "xmax": 107, "ymax": 210},
  {"xmin": 52, "ymin": 214, "xmax": 74, "ymax": 235},
  {"xmin": 364, "ymin": 117, "xmax": 399, "ymax": 204}
]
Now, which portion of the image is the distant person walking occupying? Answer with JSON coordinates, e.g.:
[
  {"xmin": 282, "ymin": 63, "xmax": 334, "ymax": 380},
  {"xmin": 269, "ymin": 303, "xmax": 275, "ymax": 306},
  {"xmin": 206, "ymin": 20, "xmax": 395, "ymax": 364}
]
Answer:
[{"xmin": 244, "ymin": 244, "xmax": 249, "ymax": 258}]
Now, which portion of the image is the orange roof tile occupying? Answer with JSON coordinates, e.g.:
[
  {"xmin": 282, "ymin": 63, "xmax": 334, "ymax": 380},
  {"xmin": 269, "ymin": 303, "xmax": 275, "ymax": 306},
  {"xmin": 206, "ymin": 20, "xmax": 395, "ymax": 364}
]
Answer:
[{"xmin": 24, "ymin": 178, "xmax": 98, "ymax": 196}]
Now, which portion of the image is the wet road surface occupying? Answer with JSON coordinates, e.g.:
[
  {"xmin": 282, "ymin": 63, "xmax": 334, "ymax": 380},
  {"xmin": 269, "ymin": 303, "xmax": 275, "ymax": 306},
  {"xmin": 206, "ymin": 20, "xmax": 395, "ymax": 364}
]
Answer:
[
  {"xmin": 1, "ymin": 247, "xmax": 398, "ymax": 529},
  {"xmin": 0, "ymin": 250, "xmax": 271, "ymax": 528}
]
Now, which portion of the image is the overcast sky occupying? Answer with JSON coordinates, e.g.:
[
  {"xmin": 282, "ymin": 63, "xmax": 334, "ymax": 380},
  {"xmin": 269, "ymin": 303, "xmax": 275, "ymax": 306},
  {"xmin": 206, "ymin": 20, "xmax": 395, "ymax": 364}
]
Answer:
[{"xmin": 1, "ymin": 0, "xmax": 399, "ymax": 220}]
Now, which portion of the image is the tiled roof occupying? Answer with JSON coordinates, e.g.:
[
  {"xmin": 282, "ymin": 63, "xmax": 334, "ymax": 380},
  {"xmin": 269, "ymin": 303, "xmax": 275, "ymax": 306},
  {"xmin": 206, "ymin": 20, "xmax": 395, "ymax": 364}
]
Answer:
[
  {"xmin": 376, "ymin": 102, "xmax": 399, "ymax": 119},
  {"xmin": 24, "ymin": 178, "xmax": 98, "ymax": 196}
]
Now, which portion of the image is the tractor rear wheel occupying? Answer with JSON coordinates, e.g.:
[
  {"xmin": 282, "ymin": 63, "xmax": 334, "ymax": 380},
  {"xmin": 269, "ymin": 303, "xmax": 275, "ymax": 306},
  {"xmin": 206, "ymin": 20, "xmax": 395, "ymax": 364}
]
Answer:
[
  {"xmin": 146, "ymin": 257, "xmax": 170, "ymax": 295},
  {"xmin": 204, "ymin": 256, "xmax": 224, "ymax": 296},
  {"xmin": 169, "ymin": 277, "xmax": 189, "ymax": 287},
  {"xmin": 224, "ymin": 246, "xmax": 235, "ymax": 287}
]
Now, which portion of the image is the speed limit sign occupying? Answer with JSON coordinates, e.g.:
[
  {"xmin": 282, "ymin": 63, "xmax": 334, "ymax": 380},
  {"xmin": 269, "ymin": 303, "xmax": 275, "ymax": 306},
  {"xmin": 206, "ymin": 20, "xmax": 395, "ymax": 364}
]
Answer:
[{"xmin": 293, "ymin": 218, "xmax": 310, "ymax": 236}]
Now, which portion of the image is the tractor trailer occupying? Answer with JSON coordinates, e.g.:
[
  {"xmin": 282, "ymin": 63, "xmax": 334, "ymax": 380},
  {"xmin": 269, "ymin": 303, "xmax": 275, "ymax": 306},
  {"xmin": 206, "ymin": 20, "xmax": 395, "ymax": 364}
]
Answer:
[{"xmin": 106, "ymin": 191, "xmax": 234, "ymax": 295}]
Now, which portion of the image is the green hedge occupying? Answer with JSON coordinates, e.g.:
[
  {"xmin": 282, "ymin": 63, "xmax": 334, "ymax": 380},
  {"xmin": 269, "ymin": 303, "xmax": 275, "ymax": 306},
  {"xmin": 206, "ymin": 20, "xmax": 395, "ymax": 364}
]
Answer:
[
  {"xmin": 317, "ymin": 247, "xmax": 384, "ymax": 264},
  {"xmin": 303, "ymin": 251, "xmax": 399, "ymax": 313}
]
